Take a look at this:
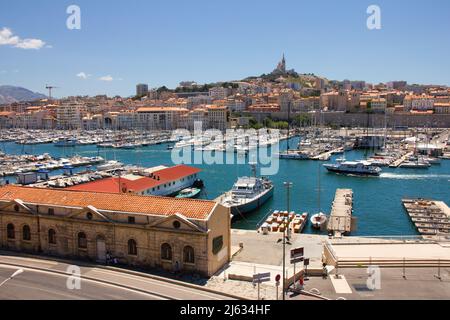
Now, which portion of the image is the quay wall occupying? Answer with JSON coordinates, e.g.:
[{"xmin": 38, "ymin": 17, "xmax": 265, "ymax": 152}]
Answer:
[{"xmin": 313, "ymin": 112, "xmax": 450, "ymax": 128}]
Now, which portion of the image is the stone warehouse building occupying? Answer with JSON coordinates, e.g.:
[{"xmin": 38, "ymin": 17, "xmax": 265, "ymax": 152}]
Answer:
[{"xmin": 0, "ymin": 185, "xmax": 231, "ymax": 276}]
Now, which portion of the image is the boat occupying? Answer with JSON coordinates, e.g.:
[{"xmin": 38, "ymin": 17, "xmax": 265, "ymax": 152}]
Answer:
[
  {"xmin": 310, "ymin": 212, "xmax": 327, "ymax": 230},
  {"xmin": 218, "ymin": 164, "xmax": 274, "ymax": 216},
  {"xmin": 175, "ymin": 188, "xmax": 201, "ymax": 199},
  {"xmin": 97, "ymin": 160, "xmax": 124, "ymax": 171},
  {"xmin": 324, "ymin": 160, "xmax": 382, "ymax": 176},
  {"xmin": 399, "ymin": 161, "xmax": 431, "ymax": 169},
  {"xmin": 278, "ymin": 151, "xmax": 310, "ymax": 160},
  {"xmin": 54, "ymin": 138, "xmax": 77, "ymax": 147}
]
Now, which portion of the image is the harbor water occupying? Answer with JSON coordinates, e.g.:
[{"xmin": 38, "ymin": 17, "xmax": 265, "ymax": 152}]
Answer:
[{"xmin": 2, "ymin": 138, "xmax": 449, "ymax": 237}]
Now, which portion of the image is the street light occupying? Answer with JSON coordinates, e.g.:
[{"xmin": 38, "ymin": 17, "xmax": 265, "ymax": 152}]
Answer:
[
  {"xmin": 0, "ymin": 268, "xmax": 24, "ymax": 288},
  {"xmin": 282, "ymin": 182, "xmax": 293, "ymax": 300}
]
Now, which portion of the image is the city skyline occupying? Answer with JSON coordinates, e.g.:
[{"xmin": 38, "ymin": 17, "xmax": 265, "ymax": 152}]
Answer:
[{"xmin": 1, "ymin": 0, "xmax": 450, "ymax": 97}]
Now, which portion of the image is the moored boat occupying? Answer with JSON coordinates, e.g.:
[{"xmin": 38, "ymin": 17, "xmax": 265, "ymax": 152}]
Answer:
[
  {"xmin": 175, "ymin": 188, "xmax": 201, "ymax": 199},
  {"xmin": 310, "ymin": 212, "xmax": 327, "ymax": 230},
  {"xmin": 218, "ymin": 164, "xmax": 274, "ymax": 216}
]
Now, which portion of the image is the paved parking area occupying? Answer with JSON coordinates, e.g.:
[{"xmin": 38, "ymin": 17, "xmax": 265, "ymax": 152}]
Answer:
[{"xmin": 300, "ymin": 267, "xmax": 450, "ymax": 300}]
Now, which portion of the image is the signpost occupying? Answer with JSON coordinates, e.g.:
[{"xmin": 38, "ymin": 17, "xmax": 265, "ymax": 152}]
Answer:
[
  {"xmin": 275, "ymin": 274, "xmax": 281, "ymax": 300},
  {"xmin": 290, "ymin": 248, "xmax": 304, "ymax": 291},
  {"xmin": 304, "ymin": 258, "xmax": 310, "ymax": 280},
  {"xmin": 253, "ymin": 272, "xmax": 271, "ymax": 300}
]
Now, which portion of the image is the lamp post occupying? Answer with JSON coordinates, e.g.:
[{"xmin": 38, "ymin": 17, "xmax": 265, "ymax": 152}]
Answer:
[
  {"xmin": 0, "ymin": 269, "xmax": 24, "ymax": 288},
  {"xmin": 283, "ymin": 182, "xmax": 293, "ymax": 300}
]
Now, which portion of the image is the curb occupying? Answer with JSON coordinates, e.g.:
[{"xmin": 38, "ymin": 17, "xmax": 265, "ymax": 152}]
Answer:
[
  {"xmin": 0, "ymin": 261, "xmax": 175, "ymax": 300},
  {"xmin": 0, "ymin": 251, "xmax": 246, "ymax": 300}
]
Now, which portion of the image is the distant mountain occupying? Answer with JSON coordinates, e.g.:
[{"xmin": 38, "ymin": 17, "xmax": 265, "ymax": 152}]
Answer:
[{"xmin": 0, "ymin": 85, "xmax": 47, "ymax": 105}]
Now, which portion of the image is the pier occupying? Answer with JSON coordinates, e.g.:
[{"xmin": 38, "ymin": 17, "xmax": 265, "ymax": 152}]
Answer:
[
  {"xmin": 310, "ymin": 147, "xmax": 343, "ymax": 161},
  {"xmin": 327, "ymin": 189, "xmax": 353, "ymax": 237},
  {"xmin": 389, "ymin": 151, "xmax": 414, "ymax": 168},
  {"xmin": 402, "ymin": 199, "xmax": 450, "ymax": 238}
]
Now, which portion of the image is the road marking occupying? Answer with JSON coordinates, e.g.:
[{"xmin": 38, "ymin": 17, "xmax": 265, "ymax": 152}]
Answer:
[
  {"xmin": 0, "ymin": 264, "xmax": 166, "ymax": 300},
  {"xmin": 330, "ymin": 275, "xmax": 353, "ymax": 294},
  {"xmin": 91, "ymin": 268, "xmax": 226, "ymax": 300}
]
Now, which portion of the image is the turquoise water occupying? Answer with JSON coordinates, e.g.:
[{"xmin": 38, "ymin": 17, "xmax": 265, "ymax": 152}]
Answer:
[{"xmin": 2, "ymin": 139, "xmax": 449, "ymax": 237}]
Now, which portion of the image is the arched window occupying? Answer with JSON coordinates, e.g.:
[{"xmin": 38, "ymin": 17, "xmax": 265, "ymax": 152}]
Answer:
[
  {"xmin": 78, "ymin": 232, "xmax": 87, "ymax": 249},
  {"xmin": 48, "ymin": 229, "xmax": 56, "ymax": 245},
  {"xmin": 7, "ymin": 224, "xmax": 15, "ymax": 239},
  {"xmin": 128, "ymin": 239, "xmax": 137, "ymax": 256},
  {"xmin": 161, "ymin": 243, "xmax": 172, "ymax": 261},
  {"xmin": 183, "ymin": 246, "xmax": 195, "ymax": 264},
  {"xmin": 22, "ymin": 225, "xmax": 31, "ymax": 241}
]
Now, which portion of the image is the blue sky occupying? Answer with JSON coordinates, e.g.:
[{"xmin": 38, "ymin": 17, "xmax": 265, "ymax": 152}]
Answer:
[{"xmin": 1, "ymin": 0, "xmax": 449, "ymax": 97}]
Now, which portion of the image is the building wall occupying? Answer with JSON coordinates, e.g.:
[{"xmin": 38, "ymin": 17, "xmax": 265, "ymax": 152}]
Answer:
[{"xmin": 0, "ymin": 201, "xmax": 231, "ymax": 277}]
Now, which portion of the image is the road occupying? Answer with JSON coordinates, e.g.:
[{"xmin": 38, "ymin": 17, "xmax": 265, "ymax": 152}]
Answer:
[
  {"xmin": 0, "ymin": 254, "xmax": 238, "ymax": 300},
  {"xmin": 0, "ymin": 265, "xmax": 157, "ymax": 300}
]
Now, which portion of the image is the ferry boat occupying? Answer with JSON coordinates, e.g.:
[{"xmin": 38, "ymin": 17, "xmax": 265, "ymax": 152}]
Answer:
[
  {"xmin": 324, "ymin": 160, "xmax": 382, "ymax": 176},
  {"xmin": 218, "ymin": 165, "xmax": 274, "ymax": 216}
]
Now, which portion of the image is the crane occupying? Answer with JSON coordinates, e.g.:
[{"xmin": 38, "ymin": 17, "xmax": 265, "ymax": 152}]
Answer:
[{"xmin": 45, "ymin": 85, "xmax": 59, "ymax": 100}]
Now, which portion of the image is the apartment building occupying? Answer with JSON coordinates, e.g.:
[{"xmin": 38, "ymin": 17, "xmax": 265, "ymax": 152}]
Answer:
[
  {"xmin": 206, "ymin": 105, "xmax": 228, "ymax": 131},
  {"xmin": 404, "ymin": 95, "xmax": 435, "ymax": 112},
  {"xmin": 56, "ymin": 103, "xmax": 85, "ymax": 129},
  {"xmin": 136, "ymin": 107, "xmax": 188, "ymax": 130},
  {"xmin": 209, "ymin": 87, "xmax": 230, "ymax": 100}
]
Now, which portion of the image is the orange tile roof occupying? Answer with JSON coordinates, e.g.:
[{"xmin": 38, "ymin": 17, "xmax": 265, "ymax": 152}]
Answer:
[
  {"xmin": 137, "ymin": 107, "xmax": 188, "ymax": 112},
  {"xmin": 0, "ymin": 185, "xmax": 215, "ymax": 220},
  {"xmin": 67, "ymin": 165, "xmax": 201, "ymax": 193}
]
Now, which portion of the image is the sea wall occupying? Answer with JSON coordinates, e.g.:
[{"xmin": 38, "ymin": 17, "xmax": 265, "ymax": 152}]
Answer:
[{"xmin": 315, "ymin": 112, "xmax": 450, "ymax": 128}]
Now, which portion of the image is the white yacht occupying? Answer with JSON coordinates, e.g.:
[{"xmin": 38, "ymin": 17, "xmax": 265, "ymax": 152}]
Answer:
[
  {"xmin": 218, "ymin": 165, "xmax": 274, "ymax": 216},
  {"xmin": 324, "ymin": 160, "xmax": 382, "ymax": 176},
  {"xmin": 97, "ymin": 160, "xmax": 124, "ymax": 171}
]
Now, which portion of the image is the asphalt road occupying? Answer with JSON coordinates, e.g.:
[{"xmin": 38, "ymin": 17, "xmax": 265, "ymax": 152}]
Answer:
[
  {"xmin": 0, "ymin": 266, "xmax": 157, "ymax": 300},
  {"xmin": 0, "ymin": 254, "xmax": 237, "ymax": 300}
]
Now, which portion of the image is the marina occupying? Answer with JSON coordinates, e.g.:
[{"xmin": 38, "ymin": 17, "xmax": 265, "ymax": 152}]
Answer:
[{"xmin": 0, "ymin": 128, "xmax": 449, "ymax": 237}]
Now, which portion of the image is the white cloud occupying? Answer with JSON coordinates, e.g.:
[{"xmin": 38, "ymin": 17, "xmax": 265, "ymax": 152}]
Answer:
[
  {"xmin": 99, "ymin": 75, "xmax": 114, "ymax": 82},
  {"xmin": 0, "ymin": 27, "xmax": 47, "ymax": 50},
  {"xmin": 77, "ymin": 72, "xmax": 91, "ymax": 79}
]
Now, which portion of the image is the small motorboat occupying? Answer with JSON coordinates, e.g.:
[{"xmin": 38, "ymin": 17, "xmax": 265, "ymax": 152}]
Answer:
[
  {"xmin": 175, "ymin": 188, "xmax": 201, "ymax": 199},
  {"xmin": 310, "ymin": 212, "xmax": 327, "ymax": 230}
]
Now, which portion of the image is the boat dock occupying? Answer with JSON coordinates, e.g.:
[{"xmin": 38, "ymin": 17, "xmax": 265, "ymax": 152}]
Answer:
[
  {"xmin": 389, "ymin": 151, "xmax": 414, "ymax": 168},
  {"xmin": 327, "ymin": 189, "xmax": 353, "ymax": 237},
  {"xmin": 402, "ymin": 199, "xmax": 450, "ymax": 238},
  {"xmin": 310, "ymin": 147, "xmax": 343, "ymax": 161}
]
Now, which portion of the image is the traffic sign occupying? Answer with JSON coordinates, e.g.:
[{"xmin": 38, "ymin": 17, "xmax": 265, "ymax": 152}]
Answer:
[
  {"xmin": 304, "ymin": 258, "xmax": 310, "ymax": 266},
  {"xmin": 275, "ymin": 274, "xmax": 281, "ymax": 282},
  {"xmin": 290, "ymin": 256, "xmax": 304, "ymax": 264},
  {"xmin": 290, "ymin": 247, "xmax": 304, "ymax": 259}
]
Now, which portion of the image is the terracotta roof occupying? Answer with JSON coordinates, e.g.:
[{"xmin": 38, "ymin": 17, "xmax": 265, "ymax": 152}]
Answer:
[
  {"xmin": 67, "ymin": 165, "xmax": 201, "ymax": 193},
  {"xmin": 137, "ymin": 107, "xmax": 188, "ymax": 112},
  {"xmin": 0, "ymin": 185, "xmax": 215, "ymax": 220}
]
